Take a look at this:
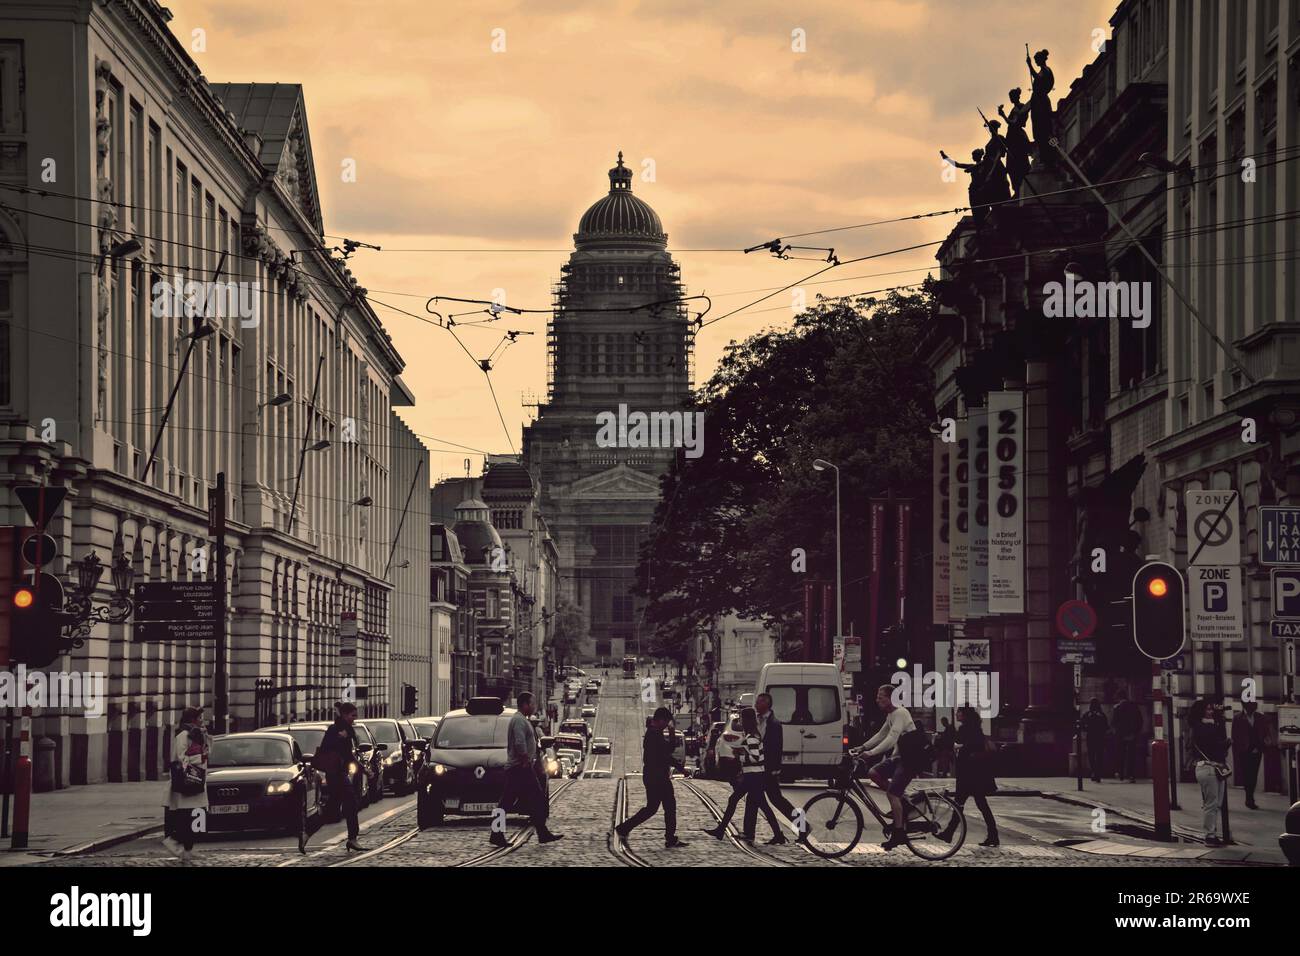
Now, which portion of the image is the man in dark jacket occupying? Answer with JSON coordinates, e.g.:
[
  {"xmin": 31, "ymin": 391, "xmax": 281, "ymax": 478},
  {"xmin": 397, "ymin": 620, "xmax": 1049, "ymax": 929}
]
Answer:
[
  {"xmin": 1084, "ymin": 699, "xmax": 1109, "ymax": 783},
  {"xmin": 1113, "ymin": 692, "xmax": 1143, "ymax": 782},
  {"xmin": 1231, "ymin": 701, "xmax": 1270, "ymax": 810},
  {"xmin": 317, "ymin": 702, "xmax": 366, "ymax": 852},
  {"xmin": 615, "ymin": 706, "xmax": 688, "ymax": 848},
  {"xmin": 755, "ymin": 692, "xmax": 799, "ymax": 839}
]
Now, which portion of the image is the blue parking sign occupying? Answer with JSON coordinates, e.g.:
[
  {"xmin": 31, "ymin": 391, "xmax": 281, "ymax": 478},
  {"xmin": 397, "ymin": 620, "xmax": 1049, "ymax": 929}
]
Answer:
[
  {"xmin": 1260, "ymin": 507, "xmax": 1300, "ymax": 565},
  {"xmin": 1272, "ymin": 569, "xmax": 1300, "ymax": 621}
]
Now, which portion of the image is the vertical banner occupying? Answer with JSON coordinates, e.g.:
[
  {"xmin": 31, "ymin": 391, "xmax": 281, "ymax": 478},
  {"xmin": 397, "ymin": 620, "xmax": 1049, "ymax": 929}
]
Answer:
[
  {"xmin": 969, "ymin": 408, "xmax": 990, "ymax": 617},
  {"xmin": 949, "ymin": 419, "xmax": 970, "ymax": 621},
  {"xmin": 869, "ymin": 500, "xmax": 887, "ymax": 665},
  {"xmin": 988, "ymin": 390, "xmax": 1025, "ymax": 613},
  {"xmin": 932, "ymin": 440, "xmax": 950, "ymax": 625},
  {"xmin": 896, "ymin": 500, "xmax": 912, "ymax": 625},
  {"xmin": 821, "ymin": 582, "xmax": 834, "ymax": 663},
  {"xmin": 803, "ymin": 581, "xmax": 815, "ymax": 660}
]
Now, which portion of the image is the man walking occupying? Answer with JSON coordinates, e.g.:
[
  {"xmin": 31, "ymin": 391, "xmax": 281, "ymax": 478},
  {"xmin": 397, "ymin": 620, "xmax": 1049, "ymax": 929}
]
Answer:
[
  {"xmin": 1112, "ymin": 692, "xmax": 1142, "ymax": 783},
  {"xmin": 616, "ymin": 706, "xmax": 688, "ymax": 848},
  {"xmin": 1084, "ymin": 698, "xmax": 1109, "ymax": 783},
  {"xmin": 755, "ymin": 692, "xmax": 799, "ymax": 842},
  {"xmin": 491, "ymin": 692, "xmax": 563, "ymax": 847},
  {"xmin": 1232, "ymin": 701, "xmax": 1270, "ymax": 810}
]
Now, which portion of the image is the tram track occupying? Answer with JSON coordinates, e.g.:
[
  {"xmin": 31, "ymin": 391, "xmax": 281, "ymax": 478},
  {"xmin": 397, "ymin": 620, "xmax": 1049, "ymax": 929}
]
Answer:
[
  {"xmin": 608, "ymin": 775, "xmax": 651, "ymax": 867},
  {"xmin": 680, "ymin": 779, "xmax": 790, "ymax": 867}
]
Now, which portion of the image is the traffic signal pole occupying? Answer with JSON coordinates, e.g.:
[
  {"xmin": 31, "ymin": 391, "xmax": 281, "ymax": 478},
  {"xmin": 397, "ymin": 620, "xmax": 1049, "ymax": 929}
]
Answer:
[{"xmin": 1150, "ymin": 661, "xmax": 1171, "ymax": 841}]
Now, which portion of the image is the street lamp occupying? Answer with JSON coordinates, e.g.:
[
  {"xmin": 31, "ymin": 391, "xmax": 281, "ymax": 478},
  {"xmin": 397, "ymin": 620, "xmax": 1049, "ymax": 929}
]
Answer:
[
  {"xmin": 64, "ymin": 552, "xmax": 136, "ymax": 639},
  {"xmin": 811, "ymin": 458, "xmax": 843, "ymax": 642}
]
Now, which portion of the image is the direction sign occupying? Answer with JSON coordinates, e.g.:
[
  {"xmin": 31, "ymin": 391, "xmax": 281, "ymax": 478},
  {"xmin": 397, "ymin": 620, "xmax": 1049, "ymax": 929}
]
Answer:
[
  {"xmin": 1055, "ymin": 599, "xmax": 1097, "ymax": 640},
  {"xmin": 135, "ymin": 619, "xmax": 216, "ymax": 641},
  {"xmin": 1271, "ymin": 568, "xmax": 1300, "ymax": 621},
  {"xmin": 1185, "ymin": 490, "xmax": 1241, "ymax": 566},
  {"xmin": 1188, "ymin": 565, "xmax": 1243, "ymax": 642},
  {"xmin": 1260, "ymin": 506, "xmax": 1300, "ymax": 565}
]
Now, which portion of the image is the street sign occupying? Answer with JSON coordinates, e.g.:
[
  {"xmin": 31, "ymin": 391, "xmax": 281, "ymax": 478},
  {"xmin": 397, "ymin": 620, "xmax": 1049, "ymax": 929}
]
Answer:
[
  {"xmin": 844, "ymin": 635, "xmax": 862, "ymax": 670},
  {"xmin": 1188, "ymin": 565, "xmax": 1243, "ymax": 642},
  {"xmin": 1278, "ymin": 704, "xmax": 1300, "ymax": 747},
  {"xmin": 135, "ymin": 619, "xmax": 216, "ymax": 641},
  {"xmin": 133, "ymin": 581, "xmax": 219, "ymax": 621},
  {"xmin": 14, "ymin": 485, "xmax": 68, "ymax": 529},
  {"xmin": 1271, "ymin": 568, "xmax": 1300, "ymax": 621},
  {"xmin": 1259, "ymin": 506, "xmax": 1300, "ymax": 565},
  {"xmin": 1055, "ymin": 599, "xmax": 1098, "ymax": 640},
  {"xmin": 1271, "ymin": 621, "xmax": 1300, "ymax": 639},
  {"xmin": 20, "ymin": 533, "xmax": 57, "ymax": 567},
  {"xmin": 1185, "ymin": 490, "xmax": 1240, "ymax": 565}
]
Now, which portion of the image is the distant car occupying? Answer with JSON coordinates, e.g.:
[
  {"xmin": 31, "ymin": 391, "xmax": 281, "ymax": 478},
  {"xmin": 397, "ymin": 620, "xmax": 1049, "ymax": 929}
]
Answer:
[
  {"xmin": 557, "ymin": 756, "xmax": 575, "ymax": 778},
  {"xmin": 554, "ymin": 733, "xmax": 585, "ymax": 758},
  {"xmin": 558, "ymin": 720, "xmax": 591, "ymax": 746},
  {"xmin": 581, "ymin": 770, "xmax": 612, "ymax": 779},
  {"xmin": 257, "ymin": 721, "xmax": 379, "ymax": 809},
  {"xmin": 408, "ymin": 717, "xmax": 441, "ymax": 742},
  {"xmin": 357, "ymin": 718, "xmax": 419, "ymax": 795},
  {"xmin": 585, "ymin": 682, "xmax": 600, "ymax": 695},
  {"xmin": 590, "ymin": 737, "xmax": 611, "ymax": 755},
  {"xmin": 399, "ymin": 717, "xmax": 430, "ymax": 781},
  {"xmin": 684, "ymin": 731, "xmax": 700, "ymax": 758},
  {"xmin": 556, "ymin": 747, "xmax": 583, "ymax": 776},
  {"xmin": 580, "ymin": 705, "xmax": 597, "ymax": 720},
  {"xmin": 417, "ymin": 697, "xmax": 539, "ymax": 828},
  {"xmin": 204, "ymin": 733, "xmax": 322, "ymax": 840},
  {"xmin": 705, "ymin": 716, "xmax": 742, "ymax": 779}
]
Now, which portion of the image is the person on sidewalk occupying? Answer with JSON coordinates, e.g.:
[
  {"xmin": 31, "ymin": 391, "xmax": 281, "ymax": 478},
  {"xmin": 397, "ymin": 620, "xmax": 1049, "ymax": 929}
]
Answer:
[
  {"xmin": 1084, "ymin": 698, "xmax": 1109, "ymax": 783},
  {"xmin": 1231, "ymin": 701, "xmax": 1270, "ymax": 810},
  {"xmin": 492, "ymin": 692, "xmax": 562, "ymax": 848},
  {"xmin": 616, "ymin": 706, "xmax": 688, "ymax": 848},
  {"xmin": 1112, "ymin": 692, "xmax": 1142, "ymax": 783},
  {"xmin": 949, "ymin": 706, "xmax": 999, "ymax": 847},
  {"xmin": 316, "ymin": 701, "xmax": 366, "ymax": 852},
  {"xmin": 1190, "ymin": 698, "xmax": 1231, "ymax": 846},
  {"xmin": 755, "ymin": 692, "xmax": 799, "ymax": 840},
  {"xmin": 162, "ymin": 706, "xmax": 209, "ymax": 864}
]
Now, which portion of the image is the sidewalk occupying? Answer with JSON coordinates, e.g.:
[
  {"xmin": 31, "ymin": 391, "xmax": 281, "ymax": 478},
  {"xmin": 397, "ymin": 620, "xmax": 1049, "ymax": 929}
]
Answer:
[
  {"xmin": 928, "ymin": 774, "xmax": 1291, "ymax": 865},
  {"xmin": 0, "ymin": 780, "xmax": 167, "ymax": 867}
]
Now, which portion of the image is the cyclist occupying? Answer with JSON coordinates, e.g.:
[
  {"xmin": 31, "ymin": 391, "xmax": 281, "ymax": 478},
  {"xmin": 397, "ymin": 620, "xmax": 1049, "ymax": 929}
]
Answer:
[{"xmin": 850, "ymin": 683, "xmax": 916, "ymax": 851}]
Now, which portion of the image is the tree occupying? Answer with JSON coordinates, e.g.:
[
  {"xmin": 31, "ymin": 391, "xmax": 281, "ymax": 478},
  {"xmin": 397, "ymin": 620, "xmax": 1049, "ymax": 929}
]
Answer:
[
  {"xmin": 635, "ymin": 286, "xmax": 935, "ymax": 657},
  {"xmin": 547, "ymin": 597, "xmax": 587, "ymax": 670}
]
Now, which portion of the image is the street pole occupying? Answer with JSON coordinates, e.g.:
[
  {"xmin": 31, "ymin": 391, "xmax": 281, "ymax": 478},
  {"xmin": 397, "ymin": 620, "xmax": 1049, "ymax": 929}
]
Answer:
[
  {"xmin": 213, "ymin": 471, "xmax": 228, "ymax": 735},
  {"xmin": 834, "ymin": 467, "xmax": 843, "ymax": 640}
]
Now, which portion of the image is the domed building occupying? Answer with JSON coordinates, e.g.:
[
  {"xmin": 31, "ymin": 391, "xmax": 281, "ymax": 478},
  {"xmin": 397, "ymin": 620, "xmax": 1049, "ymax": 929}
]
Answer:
[{"xmin": 522, "ymin": 153, "xmax": 695, "ymax": 663}]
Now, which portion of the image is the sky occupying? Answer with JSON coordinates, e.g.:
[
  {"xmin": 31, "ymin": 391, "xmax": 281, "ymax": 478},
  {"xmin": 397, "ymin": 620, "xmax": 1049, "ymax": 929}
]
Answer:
[{"xmin": 168, "ymin": 0, "xmax": 1118, "ymax": 480}]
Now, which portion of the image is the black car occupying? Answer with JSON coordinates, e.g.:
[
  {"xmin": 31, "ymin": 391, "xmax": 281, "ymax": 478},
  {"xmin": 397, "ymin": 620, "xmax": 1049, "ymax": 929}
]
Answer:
[
  {"xmin": 257, "ymin": 722, "xmax": 381, "ymax": 810},
  {"xmin": 417, "ymin": 697, "xmax": 540, "ymax": 828},
  {"xmin": 204, "ymin": 733, "xmax": 322, "ymax": 841},
  {"xmin": 408, "ymin": 717, "xmax": 441, "ymax": 743},
  {"xmin": 357, "ymin": 718, "xmax": 419, "ymax": 795},
  {"xmin": 398, "ymin": 718, "xmax": 430, "ymax": 782}
]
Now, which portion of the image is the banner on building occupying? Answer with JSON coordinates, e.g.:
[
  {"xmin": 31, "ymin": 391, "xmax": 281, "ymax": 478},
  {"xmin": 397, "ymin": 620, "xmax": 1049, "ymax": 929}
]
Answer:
[
  {"xmin": 896, "ymin": 499, "xmax": 912, "ymax": 625},
  {"xmin": 932, "ymin": 439, "xmax": 951, "ymax": 625},
  {"xmin": 869, "ymin": 499, "xmax": 886, "ymax": 657},
  {"xmin": 969, "ymin": 408, "xmax": 990, "ymax": 617},
  {"xmin": 949, "ymin": 419, "xmax": 970, "ymax": 621},
  {"xmin": 953, "ymin": 638, "xmax": 990, "ymax": 672},
  {"xmin": 987, "ymin": 390, "xmax": 1025, "ymax": 614}
]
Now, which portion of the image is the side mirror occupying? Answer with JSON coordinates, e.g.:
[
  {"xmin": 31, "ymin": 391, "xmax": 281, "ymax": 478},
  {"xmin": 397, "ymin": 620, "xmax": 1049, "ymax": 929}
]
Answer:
[{"xmin": 375, "ymin": 742, "xmax": 389, "ymax": 752}]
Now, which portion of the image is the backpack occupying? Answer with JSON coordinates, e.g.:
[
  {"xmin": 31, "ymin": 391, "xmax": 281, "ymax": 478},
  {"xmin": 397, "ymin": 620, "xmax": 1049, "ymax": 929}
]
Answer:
[{"xmin": 897, "ymin": 728, "xmax": 934, "ymax": 772}]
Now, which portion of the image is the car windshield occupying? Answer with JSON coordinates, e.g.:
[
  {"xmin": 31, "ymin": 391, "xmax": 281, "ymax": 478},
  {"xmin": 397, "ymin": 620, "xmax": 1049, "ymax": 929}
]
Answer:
[
  {"xmin": 410, "ymin": 720, "xmax": 439, "ymax": 739},
  {"xmin": 360, "ymin": 721, "xmax": 400, "ymax": 744},
  {"xmin": 767, "ymin": 685, "xmax": 840, "ymax": 726},
  {"xmin": 210, "ymin": 737, "xmax": 292, "ymax": 768},
  {"xmin": 560, "ymin": 722, "xmax": 586, "ymax": 734},
  {"xmin": 286, "ymin": 729, "xmax": 327, "ymax": 755},
  {"xmin": 352, "ymin": 725, "xmax": 373, "ymax": 746},
  {"xmin": 434, "ymin": 715, "xmax": 507, "ymax": 750}
]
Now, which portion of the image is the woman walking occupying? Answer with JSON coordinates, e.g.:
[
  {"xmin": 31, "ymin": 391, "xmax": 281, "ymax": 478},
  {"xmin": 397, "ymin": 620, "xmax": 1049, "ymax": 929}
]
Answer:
[
  {"xmin": 162, "ymin": 705, "xmax": 209, "ymax": 864},
  {"xmin": 704, "ymin": 708, "xmax": 785, "ymax": 844},
  {"xmin": 1189, "ymin": 699, "xmax": 1231, "ymax": 846},
  {"xmin": 735, "ymin": 707, "xmax": 778, "ymax": 844},
  {"xmin": 949, "ymin": 706, "xmax": 999, "ymax": 847}
]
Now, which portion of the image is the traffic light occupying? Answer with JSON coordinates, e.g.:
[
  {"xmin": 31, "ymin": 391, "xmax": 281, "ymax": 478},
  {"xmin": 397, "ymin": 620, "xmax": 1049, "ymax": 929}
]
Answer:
[
  {"xmin": 11, "ymin": 570, "xmax": 67, "ymax": 668},
  {"xmin": 1131, "ymin": 561, "xmax": 1185, "ymax": 661},
  {"xmin": 402, "ymin": 683, "xmax": 418, "ymax": 716}
]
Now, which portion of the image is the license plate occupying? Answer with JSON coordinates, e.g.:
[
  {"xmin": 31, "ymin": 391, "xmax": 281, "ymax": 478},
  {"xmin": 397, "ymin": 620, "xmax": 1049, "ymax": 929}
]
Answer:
[
  {"xmin": 462, "ymin": 802, "xmax": 495, "ymax": 812},
  {"xmin": 210, "ymin": 803, "xmax": 248, "ymax": 815}
]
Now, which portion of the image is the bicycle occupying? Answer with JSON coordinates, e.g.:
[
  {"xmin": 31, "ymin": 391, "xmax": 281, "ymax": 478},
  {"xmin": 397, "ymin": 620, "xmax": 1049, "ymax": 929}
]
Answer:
[{"xmin": 798, "ymin": 750, "xmax": 967, "ymax": 860}]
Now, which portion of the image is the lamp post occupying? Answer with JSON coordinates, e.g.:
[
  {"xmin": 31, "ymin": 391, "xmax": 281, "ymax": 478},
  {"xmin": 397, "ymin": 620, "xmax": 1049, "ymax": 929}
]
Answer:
[{"xmin": 812, "ymin": 458, "xmax": 843, "ymax": 641}]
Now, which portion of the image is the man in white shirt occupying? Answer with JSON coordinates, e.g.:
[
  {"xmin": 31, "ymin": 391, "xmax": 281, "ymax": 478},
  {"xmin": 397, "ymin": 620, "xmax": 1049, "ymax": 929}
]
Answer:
[{"xmin": 855, "ymin": 683, "xmax": 917, "ymax": 851}]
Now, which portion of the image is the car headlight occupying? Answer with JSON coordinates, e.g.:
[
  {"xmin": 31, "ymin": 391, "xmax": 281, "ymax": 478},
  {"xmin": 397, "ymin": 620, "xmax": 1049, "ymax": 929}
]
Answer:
[
  {"xmin": 266, "ymin": 781, "xmax": 293, "ymax": 795},
  {"xmin": 545, "ymin": 760, "xmax": 559, "ymax": 774},
  {"xmin": 348, "ymin": 762, "xmax": 359, "ymax": 776},
  {"xmin": 432, "ymin": 763, "xmax": 449, "ymax": 775},
  {"xmin": 385, "ymin": 751, "xmax": 401, "ymax": 765}
]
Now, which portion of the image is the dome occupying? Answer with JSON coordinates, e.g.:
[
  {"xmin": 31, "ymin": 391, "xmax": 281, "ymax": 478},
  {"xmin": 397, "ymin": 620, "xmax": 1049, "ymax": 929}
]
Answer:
[
  {"xmin": 574, "ymin": 151, "xmax": 666, "ymax": 249},
  {"xmin": 452, "ymin": 497, "xmax": 503, "ymax": 566}
]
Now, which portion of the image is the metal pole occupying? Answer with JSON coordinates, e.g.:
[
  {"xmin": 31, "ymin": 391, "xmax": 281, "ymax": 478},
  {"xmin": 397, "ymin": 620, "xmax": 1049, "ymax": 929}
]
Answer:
[
  {"xmin": 1167, "ymin": 693, "xmax": 1180, "ymax": 810},
  {"xmin": 214, "ymin": 471, "xmax": 228, "ymax": 735},
  {"xmin": 834, "ymin": 466, "xmax": 843, "ymax": 640}
]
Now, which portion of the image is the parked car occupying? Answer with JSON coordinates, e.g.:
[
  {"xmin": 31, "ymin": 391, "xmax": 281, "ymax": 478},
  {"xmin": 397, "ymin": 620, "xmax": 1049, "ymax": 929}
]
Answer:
[
  {"xmin": 257, "ymin": 721, "xmax": 379, "ymax": 810},
  {"xmin": 416, "ymin": 697, "xmax": 543, "ymax": 828},
  {"xmin": 590, "ymin": 737, "xmax": 611, "ymax": 755},
  {"xmin": 705, "ymin": 716, "xmax": 742, "ymax": 780},
  {"xmin": 204, "ymin": 733, "xmax": 322, "ymax": 841},
  {"xmin": 357, "ymin": 718, "xmax": 419, "ymax": 795}
]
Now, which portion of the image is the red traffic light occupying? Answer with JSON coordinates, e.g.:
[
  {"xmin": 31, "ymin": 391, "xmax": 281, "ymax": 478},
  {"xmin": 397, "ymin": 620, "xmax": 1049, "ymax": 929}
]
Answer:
[
  {"xmin": 1147, "ymin": 577, "xmax": 1169, "ymax": 598},
  {"xmin": 13, "ymin": 587, "xmax": 34, "ymax": 609}
]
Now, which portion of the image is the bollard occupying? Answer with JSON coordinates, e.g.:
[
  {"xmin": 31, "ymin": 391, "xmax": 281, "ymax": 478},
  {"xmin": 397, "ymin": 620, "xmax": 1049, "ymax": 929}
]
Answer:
[
  {"xmin": 33, "ymin": 736, "xmax": 56, "ymax": 793},
  {"xmin": 1151, "ymin": 739, "xmax": 1171, "ymax": 841},
  {"xmin": 11, "ymin": 754, "xmax": 30, "ymax": 850}
]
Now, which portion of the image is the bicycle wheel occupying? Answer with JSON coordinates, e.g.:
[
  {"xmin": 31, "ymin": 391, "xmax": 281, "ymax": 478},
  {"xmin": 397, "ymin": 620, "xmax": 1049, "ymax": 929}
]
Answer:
[
  {"xmin": 902, "ymin": 790, "xmax": 966, "ymax": 861},
  {"xmin": 800, "ymin": 791, "xmax": 864, "ymax": 859}
]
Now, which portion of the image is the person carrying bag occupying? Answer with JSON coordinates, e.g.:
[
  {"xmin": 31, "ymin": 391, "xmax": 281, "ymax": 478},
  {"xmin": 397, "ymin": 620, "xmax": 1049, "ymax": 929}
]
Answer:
[{"xmin": 162, "ymin": 706, "xmax": 209, "ymax": 864}]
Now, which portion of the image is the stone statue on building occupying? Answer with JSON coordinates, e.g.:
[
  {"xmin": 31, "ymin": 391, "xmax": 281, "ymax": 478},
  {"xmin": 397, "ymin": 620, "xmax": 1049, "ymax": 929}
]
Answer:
[
  {"xmin": 1026, "ymin": 47, "xmax": 1056, "ymax": 162},
  {"xmin": 999, "ymin": 87, "xmax": 1032, "ymax": 195},
  {"xmin": 940, "ymin": 148, "xmax": 989, "ymax": 225}
]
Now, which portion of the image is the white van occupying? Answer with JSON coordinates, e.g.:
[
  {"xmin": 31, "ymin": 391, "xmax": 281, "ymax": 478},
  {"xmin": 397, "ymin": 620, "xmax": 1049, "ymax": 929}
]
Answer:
[{"xmin": 756, "ymin": 663, "xmax": 846, "ymax": 780}]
